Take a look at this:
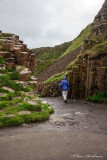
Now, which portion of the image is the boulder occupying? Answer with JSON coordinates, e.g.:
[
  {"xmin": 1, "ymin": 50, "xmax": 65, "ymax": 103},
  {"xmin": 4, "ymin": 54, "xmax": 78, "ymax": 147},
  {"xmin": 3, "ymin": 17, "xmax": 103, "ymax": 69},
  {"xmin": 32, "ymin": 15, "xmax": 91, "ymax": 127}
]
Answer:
[
  {"xmin": 0, "ymin": 51, "xmax": 10, "ymax": 58},
  {"xmin": 2, "ymin": 86, "xmax": 15, "ymax": 93},
  {"xmin": 6, "ymin": 58, "xmax": 14, "ymax": 68},
  {"xmin": 20, "ymin": 69, "xmax": 31, "ymax": 81}
]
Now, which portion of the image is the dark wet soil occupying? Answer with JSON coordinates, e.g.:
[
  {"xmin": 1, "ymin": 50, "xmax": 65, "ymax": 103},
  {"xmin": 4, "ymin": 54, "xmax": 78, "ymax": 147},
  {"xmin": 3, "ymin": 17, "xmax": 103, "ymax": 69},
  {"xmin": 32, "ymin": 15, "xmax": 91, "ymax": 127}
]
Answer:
[{"xmin": 0, "ymin": 97, "xmax": 107, "ymax": 136}]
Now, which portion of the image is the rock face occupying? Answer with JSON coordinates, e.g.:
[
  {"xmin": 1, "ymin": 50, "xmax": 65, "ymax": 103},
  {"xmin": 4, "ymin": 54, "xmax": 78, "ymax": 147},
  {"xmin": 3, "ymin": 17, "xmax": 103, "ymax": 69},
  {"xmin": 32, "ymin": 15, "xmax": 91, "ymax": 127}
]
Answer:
[
  {"xmin": 38, "ymin": 80, "xmax": 62, "ymax": 97},
  {"xmin": 67, "ymin": 0, "xmax": 107, "ymax": 99},
  {"xmin": 38, "ymin": 0, "xmax": 107, "ymax": 99},
  {"xmin": 0, "ymin": 32, "xmax": 35, "ymax": 73}
]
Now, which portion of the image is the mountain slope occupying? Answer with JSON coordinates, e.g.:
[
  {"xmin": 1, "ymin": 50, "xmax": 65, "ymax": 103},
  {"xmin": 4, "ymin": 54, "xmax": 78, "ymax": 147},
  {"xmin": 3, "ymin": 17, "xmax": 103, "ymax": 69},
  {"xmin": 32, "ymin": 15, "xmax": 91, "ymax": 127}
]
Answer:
[
  {"xmin": 32, "ymin": 41, "xmax": 72, "ymax": 76},
  {"xmin": 36, "ymin": 46, "xmax": 81, "ymax": 83},
  {"xmin": 35, "ymin": 24, "xmax": 91, "ymax": 82}
]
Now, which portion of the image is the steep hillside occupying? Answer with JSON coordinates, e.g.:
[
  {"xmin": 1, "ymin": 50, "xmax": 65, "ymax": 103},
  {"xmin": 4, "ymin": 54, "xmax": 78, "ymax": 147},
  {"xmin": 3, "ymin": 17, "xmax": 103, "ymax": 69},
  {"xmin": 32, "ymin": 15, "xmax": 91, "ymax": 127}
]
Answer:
[
  {"xmin": 0, "ymin": 31, "xmax": 35, "ymax": 73},
  {"xmin": 32, "ymin": 41, "xmax": 72, "ymax": 75},
  {"xmin": 36, "ymin": 47, "xmax": 81, "ymax": 82},
  {"xmin": 35, "ymin": 24, "xmax": 91, "ymax": 82},
  {"xmin": 38, "ymin": 0, "xmax": 107, "ymax": 99},
  {"xmin": 0, "ymin": 31, "xmax": 54, "ymax": 127}
]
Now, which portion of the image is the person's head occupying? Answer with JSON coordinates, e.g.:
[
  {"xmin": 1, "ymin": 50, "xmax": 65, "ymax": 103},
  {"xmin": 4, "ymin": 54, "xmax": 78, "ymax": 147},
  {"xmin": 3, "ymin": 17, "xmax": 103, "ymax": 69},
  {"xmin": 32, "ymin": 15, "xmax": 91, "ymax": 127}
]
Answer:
[{"xmin": 62, "ymin": 77, "xmax": 66, "ymax": 80}]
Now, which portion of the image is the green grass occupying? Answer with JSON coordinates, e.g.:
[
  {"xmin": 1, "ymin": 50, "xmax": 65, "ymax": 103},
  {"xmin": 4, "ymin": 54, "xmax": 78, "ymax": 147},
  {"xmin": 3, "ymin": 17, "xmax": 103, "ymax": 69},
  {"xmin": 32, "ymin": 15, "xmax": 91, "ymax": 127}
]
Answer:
[
  {"xmin": 87, "ymin": 91, "xmax": 107, "ymax": 103},
  {"xmin": 0, "ymin": 88, "xmax": 10, "ymax": 93},
  {"xmin": 66, "ymin": 59, "xmax": 78, "ymax": 70},
  {"xmin": 0, "ymin": 74, "xmax": 30, "ymax": 92},
  {"xmin": 33, "ymin": 42, "xmax": 72, "ymax": 76},
  {"xmin": 0, "ymin": 65, "xmax": 54, "ymax": 127},
  {"xmin": 0, "ymin": 56, "xmax": 5, "ymax": 64},
  {"xmin": 9, "ymin": 71, "xmax": 21, "ymax": 80},
  {"xmin": 59, "ymin": 24, "xmax": 91, "ymax": 59},
  {"xmin": 80, "ymin": 39, "xmax": 107, "ymax": 58},
  {"xmin": 42, "ymin": 71, "xmax": 67, "ymax": 84},
  {"xmin": 2, "ymin": 33, "xmax": 13, "ymax": 37},
  {"xmin": 0, "ymin": 101, "xmax": 54, "ymax": 127},
  {"xmin": 0, "ymin": 98, "xmax": 24, "ymax": 109}
]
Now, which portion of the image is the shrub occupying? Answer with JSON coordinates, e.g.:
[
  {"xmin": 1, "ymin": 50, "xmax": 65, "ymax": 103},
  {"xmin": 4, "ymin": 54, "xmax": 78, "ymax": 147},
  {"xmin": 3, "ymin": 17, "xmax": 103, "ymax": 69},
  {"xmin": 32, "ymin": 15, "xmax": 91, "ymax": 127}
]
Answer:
[
  {"xmin": 87, "ymin": 91, "xmax": 107, "ymax": 103},
  {"xmin": 0, "ymin": 56, "xmax": 5, "ymax": 64},
  {"xmin": 9, "ymin": 71, "xmax": 21, "ymax": 80},
  {"xmin": 0, "ymin": 69, "xmax": 8, "ymax": 74},
  {"xmin": 0, "ymin": 88, "xmax": 10, "ymax": 93}
]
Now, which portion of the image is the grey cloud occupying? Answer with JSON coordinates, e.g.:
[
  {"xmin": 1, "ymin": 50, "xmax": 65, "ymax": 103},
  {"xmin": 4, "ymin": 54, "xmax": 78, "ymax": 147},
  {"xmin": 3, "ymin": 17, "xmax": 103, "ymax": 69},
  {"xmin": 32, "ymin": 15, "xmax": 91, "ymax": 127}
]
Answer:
[{"xmin": 0, "ymin": 0, "xmax": 104, "ymax": 48}]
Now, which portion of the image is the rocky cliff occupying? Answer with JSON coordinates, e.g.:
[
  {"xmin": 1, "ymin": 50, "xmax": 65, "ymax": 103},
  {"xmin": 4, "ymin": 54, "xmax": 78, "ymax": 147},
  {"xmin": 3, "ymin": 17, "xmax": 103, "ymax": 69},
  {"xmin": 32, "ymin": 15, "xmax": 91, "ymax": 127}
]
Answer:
[
  {"xmin": 67, "ymin": 0, "xmax": 107, "ymax": 99},
  {"xmin": 38, "ymin": 0, "xmax": 107, "ymax": 99},
  {"xmin": 0, "ymin": 32, "xmax": 35, "ymax": 73}
]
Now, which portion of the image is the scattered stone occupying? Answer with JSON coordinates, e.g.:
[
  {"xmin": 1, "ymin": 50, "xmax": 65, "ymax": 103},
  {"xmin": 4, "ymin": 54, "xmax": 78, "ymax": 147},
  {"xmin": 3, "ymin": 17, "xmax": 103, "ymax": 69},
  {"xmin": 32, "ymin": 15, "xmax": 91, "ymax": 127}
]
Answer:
[
  {"xmin": 48, "ymin": 106, "xmax": 52, "ymax": 109},
  {"xmin": 23, "ymin": 97, "xmax": 29, "ymax": 102},
  {"xmin": 75, "ymin": 112, "xmax": 81, "ymax": 115},
  {"xmin": 0, "ymin": 93, "xmax": 7, "ymax": 97},
  {"xmin": 2, "ymin": 114, "xmax": 15, "ymax": 117},
  {"xmin": 29, "ymin": 81, "xmax": 37, "ymax": 87},
  {"xmin": 0, "ymin": 51, "xmax": 10, "ymax": 58},
  {"xmin": 31, "ymin": 76, "xmax": 37, "ymax": 81},
  {"xmin": 27, "ymin": 100, "xmax": 37, "ymax": 105},
  {"xmin": 2, "ymin": 86, "xmax": 15, "ymax": 93},
  {"xmin": 42, "ymin": 100, "xmax": 47, "ymax": 104},
  {"xmin": 16, "ymin": 66, "xmax": 23, "ymax": 72},
  {"xmin": 72, "ymin": 99, "xmax": 76, "ymax": 102},
  {"xmin": 18, "ymin": 111, "xmax": 31, "ymax": 115},
  {"xmin": 69, "ymin": 121, "xmax": 79, "ymax": 126},
  {"xmin": 15, "ymin": 80, "xmax": 28, "ymax": 88},
  {"xmin": 24, "ymin": 92, "xmax": 35, "ymax": 98},
  {"xmin": 13, "ymin": 96, "xmax": 21, "ymax": 100},
  {"xmin": 0, "ymin": 64, "xmax": 6, "ymax": 70},
  {"xmin": 22, "ymin": 123, "xmax": 28, "ymax": 127},
  {"xmin": 84, "ymin": 102, "xmax": 88, "ymax": 104},
  {"xmin": 20, "ymin": 69, "xmax": 31, "ymax": 81}
]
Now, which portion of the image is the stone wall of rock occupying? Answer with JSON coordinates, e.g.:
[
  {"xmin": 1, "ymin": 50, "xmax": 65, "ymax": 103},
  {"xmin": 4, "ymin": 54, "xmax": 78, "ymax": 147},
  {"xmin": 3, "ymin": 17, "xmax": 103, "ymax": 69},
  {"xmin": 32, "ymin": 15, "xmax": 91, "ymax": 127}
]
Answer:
[
  {"xmin": 38, "ymin": 0, "xmax": 107, "ymax": 99},
  {"xmin": 67, "ymin": 53, "xmax": 107, "ymax": 99},
  {"xmin": 0, "ymin": 31, "xmax": 35, "ymax": 73},
  {"xmin": 38, "ymin": 80, "xmax": 62, "ymax": 97}
]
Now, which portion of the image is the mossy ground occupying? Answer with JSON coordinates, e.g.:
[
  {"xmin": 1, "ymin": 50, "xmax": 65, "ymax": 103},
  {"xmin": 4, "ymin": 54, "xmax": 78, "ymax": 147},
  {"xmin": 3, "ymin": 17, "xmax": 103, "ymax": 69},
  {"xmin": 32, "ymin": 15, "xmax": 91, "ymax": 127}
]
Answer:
[
  {"xmin": 87, "ymin": 91, "xmax": 107, "ymax": 103},
  {"xmin": 0, "ymin": 58, "xmax": 54, "ymax": 127},
  {"xmin": 32, "ymin": 42, "xmax": 72, "ymax": 76},
  {"xmin": 42, "ymin": 71, "xmax": 67, "ymax": 84}
]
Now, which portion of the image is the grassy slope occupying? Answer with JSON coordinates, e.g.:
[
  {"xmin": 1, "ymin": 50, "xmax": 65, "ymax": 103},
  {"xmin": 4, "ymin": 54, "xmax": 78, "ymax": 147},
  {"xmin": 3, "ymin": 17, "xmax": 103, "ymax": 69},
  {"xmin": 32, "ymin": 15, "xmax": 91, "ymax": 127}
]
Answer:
[
  {"xmin": 32, "ymin": 41, "xmax": 72, "ymax": 76},
  {"xmin": 59, "ymin": 24, "xmax": 91, "ymax": 59},
  {"xmin": 0, "ymin": 58, "xmax": 54, "ymax": 127},
  {"xmin": 41, "ymin": 24, "xmax": 91, "ymax": 83}
]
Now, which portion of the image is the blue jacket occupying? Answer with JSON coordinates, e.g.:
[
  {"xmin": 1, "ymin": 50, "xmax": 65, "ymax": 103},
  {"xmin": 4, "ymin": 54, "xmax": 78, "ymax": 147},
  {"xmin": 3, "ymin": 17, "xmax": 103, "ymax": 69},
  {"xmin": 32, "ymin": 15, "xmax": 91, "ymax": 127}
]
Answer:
[{"xmin": 58, "ymin": 77, "xmax": 70, "ymax": 91}]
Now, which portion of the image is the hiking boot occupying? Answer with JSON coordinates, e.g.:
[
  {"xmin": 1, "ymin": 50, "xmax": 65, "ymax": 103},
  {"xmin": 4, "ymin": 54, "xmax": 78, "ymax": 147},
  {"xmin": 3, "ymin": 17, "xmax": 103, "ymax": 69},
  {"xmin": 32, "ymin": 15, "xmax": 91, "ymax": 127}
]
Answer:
[{"xmin": 64, "ymin": 100, "xmax": 67, "ymax": 103}]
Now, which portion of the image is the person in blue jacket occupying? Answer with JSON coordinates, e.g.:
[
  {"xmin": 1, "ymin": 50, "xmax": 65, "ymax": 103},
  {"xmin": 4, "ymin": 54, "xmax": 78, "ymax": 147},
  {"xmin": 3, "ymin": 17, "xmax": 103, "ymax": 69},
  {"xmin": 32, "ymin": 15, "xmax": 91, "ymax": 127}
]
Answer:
[{"xmin": 58, "ymin": 77, "xmax": 70, "ymax": 103}]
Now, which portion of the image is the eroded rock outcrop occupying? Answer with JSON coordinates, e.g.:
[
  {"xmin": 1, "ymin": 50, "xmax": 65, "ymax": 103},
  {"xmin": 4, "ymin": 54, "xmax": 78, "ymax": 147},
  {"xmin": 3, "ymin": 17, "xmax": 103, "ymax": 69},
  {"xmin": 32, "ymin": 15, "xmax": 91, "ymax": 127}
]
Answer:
[
  {"xmin": 67, "ymin": 0, "xmax": 107, "ymax": 99},
  {"xmin": 0, "ymin": 31, "xmax": 35, "ymax": 73},
  {"xmin": 38, "ymin": 0, "xmax": 107, "ymax": 99}
]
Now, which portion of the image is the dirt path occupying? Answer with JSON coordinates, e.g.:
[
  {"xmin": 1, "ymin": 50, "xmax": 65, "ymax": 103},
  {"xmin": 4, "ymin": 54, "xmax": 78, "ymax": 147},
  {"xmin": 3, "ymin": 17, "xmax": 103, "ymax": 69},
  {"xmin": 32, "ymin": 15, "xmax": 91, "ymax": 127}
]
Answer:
[{"xmin": 0, "ymin": 97, "xmax": 107, "ymax": 160}]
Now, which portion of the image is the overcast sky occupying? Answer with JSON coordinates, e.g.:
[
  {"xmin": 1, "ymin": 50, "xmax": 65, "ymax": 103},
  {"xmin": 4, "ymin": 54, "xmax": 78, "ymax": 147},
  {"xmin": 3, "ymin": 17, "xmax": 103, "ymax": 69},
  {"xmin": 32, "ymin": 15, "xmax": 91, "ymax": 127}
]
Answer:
[{"xmin": 0, "ymin": 0, "xmax": 104, "ymax": 49}]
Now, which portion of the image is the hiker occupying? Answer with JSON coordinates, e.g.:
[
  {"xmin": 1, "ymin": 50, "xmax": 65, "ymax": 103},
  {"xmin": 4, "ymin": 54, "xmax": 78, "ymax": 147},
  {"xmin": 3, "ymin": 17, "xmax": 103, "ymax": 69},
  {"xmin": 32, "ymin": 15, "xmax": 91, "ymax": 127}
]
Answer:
[{"xmin": 58, "ymin": 77, "xmax": 70, "ymax": 103}]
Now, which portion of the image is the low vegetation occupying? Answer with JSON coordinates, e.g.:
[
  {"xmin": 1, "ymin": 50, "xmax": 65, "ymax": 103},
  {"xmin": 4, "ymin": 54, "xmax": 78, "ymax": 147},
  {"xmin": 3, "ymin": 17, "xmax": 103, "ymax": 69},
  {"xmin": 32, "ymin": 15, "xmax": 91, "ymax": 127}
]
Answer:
[
  {"xmin": 32, "ymin": 24, "xmax": 91, "ymax": 76},
  {"xmin": 87, "ymin": 91, "xmax": 107, "ymax": 103},
  {"xmin": 0, "ymin": 57, "xmax": 54, "ymax": 127},
  {"xmin": 0, "ymin": 56, "xmax": 5, "ymax": 64},
  {"xmin": 32, "ymin": 42, "xmax": 72, "ymax": 76},
  {"xmin": 58, "ymin": 24, "xmax": 91, "ymax": 59},
  {"xmin": 42, "ymin": 71, "xmax": 67, "ymax": 84}
]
